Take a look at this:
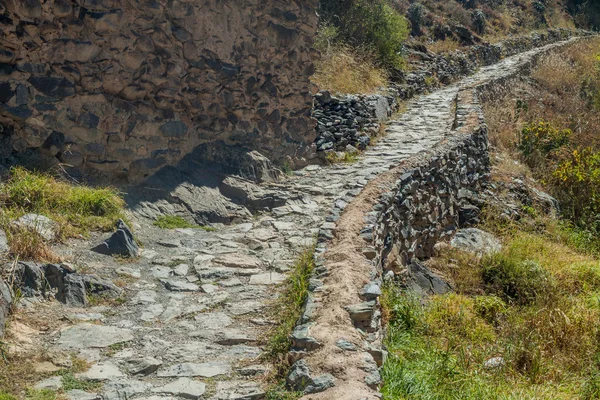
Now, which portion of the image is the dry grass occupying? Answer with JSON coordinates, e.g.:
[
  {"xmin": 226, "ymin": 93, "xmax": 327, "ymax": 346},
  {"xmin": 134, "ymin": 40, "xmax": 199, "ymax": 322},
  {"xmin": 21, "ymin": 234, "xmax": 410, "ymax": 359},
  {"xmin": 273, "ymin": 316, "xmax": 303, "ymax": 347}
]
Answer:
[
  {"xmin": 427, "ymin": 37, "xmax": 461, "ymax": 54},
  {"xmin": 485, "ymin": 38, "xmax": 600, "ymax": 151},
  {"xmin": 312, "ymin": 45, "xmax": 388, "ymax": 95}
]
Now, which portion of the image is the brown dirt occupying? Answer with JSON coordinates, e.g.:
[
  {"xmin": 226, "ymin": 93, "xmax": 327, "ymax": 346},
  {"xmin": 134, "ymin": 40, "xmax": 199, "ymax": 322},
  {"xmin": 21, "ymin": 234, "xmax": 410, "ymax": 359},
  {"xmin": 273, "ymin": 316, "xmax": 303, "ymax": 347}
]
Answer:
[{"xmin": 300, "ymin": 169, "xmax": 405, "ymax": 400}]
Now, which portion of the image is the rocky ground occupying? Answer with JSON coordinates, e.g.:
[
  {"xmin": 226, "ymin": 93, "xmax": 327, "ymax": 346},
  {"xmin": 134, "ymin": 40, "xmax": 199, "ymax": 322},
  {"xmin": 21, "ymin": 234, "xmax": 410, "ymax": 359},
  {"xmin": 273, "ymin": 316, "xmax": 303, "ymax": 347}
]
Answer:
[{"xmin": 1, "ymin": 38, "xmax": 584, "ymax": 400}]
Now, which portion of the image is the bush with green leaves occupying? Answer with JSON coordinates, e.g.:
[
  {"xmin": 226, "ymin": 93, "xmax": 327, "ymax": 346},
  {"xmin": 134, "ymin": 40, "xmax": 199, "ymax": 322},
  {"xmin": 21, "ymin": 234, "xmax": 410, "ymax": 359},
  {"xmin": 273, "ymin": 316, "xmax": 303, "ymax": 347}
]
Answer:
[
  {"xmin": 551, "ymin": 147, "xmax": 600, "ymax": 232},
  {"xmin": 482, "ymin": 256, "xmax": 555, "ymax": 305},
  {"xmin": 319, "ymin": 0, "xmax": 409, "ymax": 68},
  {"xmin": 517, "ymin": 121, "xmax": 571, "ymax": 160}
]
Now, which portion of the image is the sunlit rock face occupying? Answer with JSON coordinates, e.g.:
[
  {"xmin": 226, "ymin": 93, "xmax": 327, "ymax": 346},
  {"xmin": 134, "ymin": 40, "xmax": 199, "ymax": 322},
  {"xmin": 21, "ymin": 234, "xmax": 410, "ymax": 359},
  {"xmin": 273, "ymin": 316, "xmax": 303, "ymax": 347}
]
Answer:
[{"xmin": 0, "ymin": 0, "xmax": 319, "ymax": 183}]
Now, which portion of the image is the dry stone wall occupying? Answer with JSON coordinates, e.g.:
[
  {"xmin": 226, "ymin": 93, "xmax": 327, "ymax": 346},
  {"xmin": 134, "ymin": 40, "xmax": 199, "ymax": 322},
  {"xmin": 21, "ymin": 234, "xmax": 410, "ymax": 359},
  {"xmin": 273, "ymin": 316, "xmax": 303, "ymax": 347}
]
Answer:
[
  {"xmin": 0, "ymin": 0, "xmax": 318, "ymax": 183},
  {"xmin": 287, "ymin": 37, "xmax": 589, "ymax": 398},
  {"xmin": 310, "ymin": 29, "xmax": 591, "ymax": 159}
]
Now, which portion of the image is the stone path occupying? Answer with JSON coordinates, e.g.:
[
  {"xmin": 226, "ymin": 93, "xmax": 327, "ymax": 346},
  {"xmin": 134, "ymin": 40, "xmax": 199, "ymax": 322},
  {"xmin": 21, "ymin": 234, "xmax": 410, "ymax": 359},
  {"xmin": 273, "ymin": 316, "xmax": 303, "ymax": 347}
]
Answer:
[{"xmin": 28, "ymin": 38, "xmax": 579, "ymax": 400}]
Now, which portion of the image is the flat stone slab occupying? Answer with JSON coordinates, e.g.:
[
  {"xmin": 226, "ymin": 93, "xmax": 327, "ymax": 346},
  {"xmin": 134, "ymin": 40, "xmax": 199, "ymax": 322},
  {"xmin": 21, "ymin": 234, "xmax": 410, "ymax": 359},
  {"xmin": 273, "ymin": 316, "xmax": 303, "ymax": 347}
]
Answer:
[
  {"xmin": 157, "ymin": 362, "xmax": 231, "ymax": 378},
  {"xmin": 66, "ymin": 390, "xmax": 102, "ymax": 400},
  {"xmin": 34, "ymin": 376, "xmax": 62, "ymax": 390},
  {"xmin": 126, "ymin": 357, "xmax": 163, "ymax": 375},
  {"xmin": 57, "ymin": 323, "xmax": 133, "ymax": 349},
  {"xmin": 213, "ymin": 253, "xmax": 262, "ymax": 269},
  {"xmin": 161, "ymin": 278, "xmax": 200, "ymax": 292},
  {"xmin": 249, "ymin": 272, "xmax": 286, "ymax": 285},
  {"xmin": 152, "ymin": 378, "xmax": 206, "ymax": 399},
  {"xmin": 76, "ymin": 362, "xmax": 124, "ymax": 381}
]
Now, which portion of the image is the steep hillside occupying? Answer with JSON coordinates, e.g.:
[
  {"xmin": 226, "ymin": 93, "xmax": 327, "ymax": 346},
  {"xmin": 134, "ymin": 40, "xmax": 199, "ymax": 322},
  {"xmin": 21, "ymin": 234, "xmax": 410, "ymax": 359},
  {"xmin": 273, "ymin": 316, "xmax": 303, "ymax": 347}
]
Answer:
[{"xmin": 313, "ymin": 0, "xmax": 597, "ymax": 94}]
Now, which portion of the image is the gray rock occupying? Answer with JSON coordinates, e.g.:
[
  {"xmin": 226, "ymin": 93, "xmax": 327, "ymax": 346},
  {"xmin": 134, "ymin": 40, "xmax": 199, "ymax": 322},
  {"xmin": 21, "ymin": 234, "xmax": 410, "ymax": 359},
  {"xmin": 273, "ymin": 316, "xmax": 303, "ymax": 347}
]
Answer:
[
  {"xmin": 15, "ymin": 261, "xmax": 44, "ymax": 296},
  {"xmin": 483, "ymin": 356, "xmax": 505, "ymax": 369},
  {"xmin": 359, "ymin": 282, "xmax": 381, "ymax": 301},
  {"xmin": 450, "ymin": 228, "xmax": 502, "ymax": 255},
  {"xmin": 152, "ymin": 377, "xmax": 205, "ymax": 399},
  {"xmin": 173, "ymin": 263, "xmax": 190, "ymax": 276},
  {"xmin": 66, "ymin": 390, "xmax": 102, "ymax": 400},
  {"xmin": 291, "ymin": 323, "xmax": 321, "ymax": 351},
  {"xmin": 34, "ymin": 376, "xmax": 63, "ymax": 390},
  {"xmin": 405, "ymin": 260, "xmax": 452, "ymax": 296},
  {"xmin": 13, "ymin": 214, "xmax": 57, "ymax": 241},
  {"xmin": 62, "ymin": 274, "xmax": 87, "ymax": 307},
  {"xmin": 287, "ymin": 360, "xmax": 335, "ymax": 394},
  {"xmin": 157, "ymin": 362, "xmax": 231, "ymax": 378},
  {"xmin": 161, "ymin": 279, "xmax": 200, "ymax": 292},
  {"xmin": 0, "ymin": 229, "xmax": 8, "ymax": 253},
  {"xmin": 76, "ymin": 362, "xmax": 124, "ymax": 381},
  {"xmin": 57, "ymin": 323, "xmax": 133, "ymax": 349},
  {"xmin": 126, "ymin": 357, "xmax": 163, "ymax": 375},
  {"xmin": 102, "ymin": 379, "xmax": 151, "ymax": 400},
  {"xmin": 345, "ymin": 301, "xmax": 376, "ymax": 325},
  {"xmin": 0, "ymin": 280, "xmax": 12, "ymax": 337},
  {"xmin": 249, "ymin": 272, "xmax": 286, "ymax": 285},
  {"xmin": 92, "ymin": 219, "xmax": 139, "ymax": 258},
  {"xmin": 335, "ymin": 339, "xmax": 356, "ymax": 351}
]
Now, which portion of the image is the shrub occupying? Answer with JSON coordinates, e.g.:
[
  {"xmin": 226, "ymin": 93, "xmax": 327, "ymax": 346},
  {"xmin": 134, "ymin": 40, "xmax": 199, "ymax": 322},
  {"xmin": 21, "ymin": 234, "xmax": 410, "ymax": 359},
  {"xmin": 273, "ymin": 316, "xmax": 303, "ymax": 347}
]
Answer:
[
  {"xmin": 482, "ymin": 255, "xmax": 555, "ymax": 305},
  {"xmin": 517, "ymin": 121, "xmax": 571, "ymax": 160},
  {"xmin": 473, "ymin": 295, "xmax": 507, "ymax": 324},
  {"xmin": 550, "ymin": 148, "xmax": 600, "ymax": 231},
  {"xmin": 319, "ymin": 0, "xmax": 409, "ymax": 68}
]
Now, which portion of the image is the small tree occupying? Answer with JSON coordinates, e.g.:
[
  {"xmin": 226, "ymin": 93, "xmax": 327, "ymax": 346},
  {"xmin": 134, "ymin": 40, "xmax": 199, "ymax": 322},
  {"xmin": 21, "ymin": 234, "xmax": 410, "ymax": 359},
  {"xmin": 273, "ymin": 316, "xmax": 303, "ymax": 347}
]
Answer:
[{"xmin": 407, "ymin": 3, "xmax": 425, "ymax": 36}]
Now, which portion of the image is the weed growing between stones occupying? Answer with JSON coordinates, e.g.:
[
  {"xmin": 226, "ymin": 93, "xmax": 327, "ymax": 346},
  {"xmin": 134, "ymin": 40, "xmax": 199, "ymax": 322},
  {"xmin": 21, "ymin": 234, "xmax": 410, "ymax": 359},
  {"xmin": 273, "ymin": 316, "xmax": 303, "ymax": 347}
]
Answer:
[
  {"xmin": 153, "ymin": 215, "xmax": 215, "ymax": 231},
  {"xmin": 263, "ymin": 246, "xmax": 315, "ymax": 398},
  {"xmin": 381, "ymin": 203, "xmax": 600, "ymax": 398}
]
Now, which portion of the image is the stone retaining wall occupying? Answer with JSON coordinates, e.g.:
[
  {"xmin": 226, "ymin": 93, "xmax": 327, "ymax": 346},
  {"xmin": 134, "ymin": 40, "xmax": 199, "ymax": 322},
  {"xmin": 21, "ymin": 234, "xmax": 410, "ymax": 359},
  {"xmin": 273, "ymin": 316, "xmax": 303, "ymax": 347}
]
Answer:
[
  {"xmin": 288, "ymin": 36, "xmax": 594, "ymax": 397},
  {"xmin": 0, "ymin": 0, "xmax": 318, "ymax": 183},
  {"xmin": 311, "ymin": 29, "xmax": 590, "ymax": 158},
  {"xmin": 371, "ymin": 88, "xmax": 489, "ymax": 273}
]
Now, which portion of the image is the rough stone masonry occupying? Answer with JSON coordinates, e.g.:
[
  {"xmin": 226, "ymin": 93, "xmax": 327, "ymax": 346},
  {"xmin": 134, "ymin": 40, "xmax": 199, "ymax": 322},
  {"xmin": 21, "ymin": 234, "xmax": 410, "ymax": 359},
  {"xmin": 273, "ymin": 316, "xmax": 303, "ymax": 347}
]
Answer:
[{"xmin": 0, "ymin": 0, "xmax": 318, "ymax": 183}]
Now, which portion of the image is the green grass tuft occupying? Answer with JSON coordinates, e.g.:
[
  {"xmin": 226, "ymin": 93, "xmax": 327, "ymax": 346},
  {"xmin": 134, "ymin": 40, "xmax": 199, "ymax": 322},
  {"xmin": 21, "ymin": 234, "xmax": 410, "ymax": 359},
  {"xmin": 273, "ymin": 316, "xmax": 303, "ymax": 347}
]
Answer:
[
  {"xmin": 153, "ymin": 215, "xmax": 215, "ymax": 231},
  {"xmin": 59, "ymin": 371, "xmax": 101, "ymax": 392},
  {"xmin": 25, "ymin": 389, "xmax": 55, "ymax": 400},
  {"xmin": 0, "ymin": 166, "xmax": 126, "ymax": 261},
  {"xmin": 263, "ymin": 245, "xmax": 315, "ymax": 396}
]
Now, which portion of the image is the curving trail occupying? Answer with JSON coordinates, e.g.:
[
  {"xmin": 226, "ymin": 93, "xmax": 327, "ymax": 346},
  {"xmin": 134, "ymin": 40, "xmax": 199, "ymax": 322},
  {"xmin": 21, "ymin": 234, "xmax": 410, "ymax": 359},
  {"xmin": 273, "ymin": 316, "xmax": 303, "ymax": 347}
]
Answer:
[{"xmin": 23, "ymin": 38, "xmax": 580, "ymax": 400}]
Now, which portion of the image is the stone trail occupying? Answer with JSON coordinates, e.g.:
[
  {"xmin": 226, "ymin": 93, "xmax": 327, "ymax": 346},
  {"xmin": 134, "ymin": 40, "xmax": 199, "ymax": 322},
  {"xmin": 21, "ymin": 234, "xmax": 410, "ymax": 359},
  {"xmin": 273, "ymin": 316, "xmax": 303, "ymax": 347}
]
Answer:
[{"xmin": 26, "ymin": 38, "xmax": 580, "ymax": 399}]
